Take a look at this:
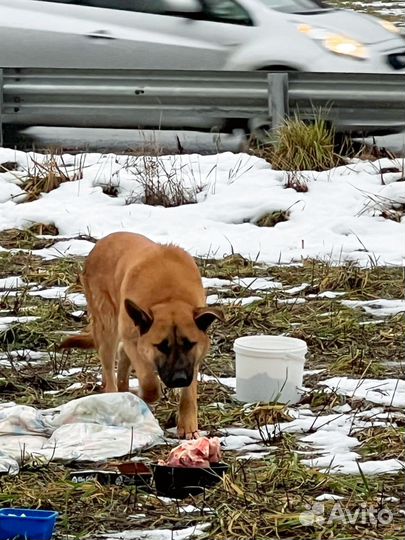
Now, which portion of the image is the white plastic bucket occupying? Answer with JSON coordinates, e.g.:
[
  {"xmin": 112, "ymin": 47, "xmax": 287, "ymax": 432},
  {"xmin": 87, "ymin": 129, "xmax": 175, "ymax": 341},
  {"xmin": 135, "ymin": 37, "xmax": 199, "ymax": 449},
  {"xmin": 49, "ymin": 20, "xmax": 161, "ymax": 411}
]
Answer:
[{"xmin": 234, "ymin": 335, "xmax": 308, "ymax": 404}]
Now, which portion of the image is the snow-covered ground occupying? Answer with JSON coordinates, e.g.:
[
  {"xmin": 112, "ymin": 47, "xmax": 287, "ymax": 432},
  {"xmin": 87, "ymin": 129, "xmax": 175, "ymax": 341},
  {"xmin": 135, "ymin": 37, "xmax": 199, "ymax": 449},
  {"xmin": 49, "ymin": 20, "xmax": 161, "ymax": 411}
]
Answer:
[{"xmin": 0, "ymin": 148, "xmax": 404, "ymax": 267}]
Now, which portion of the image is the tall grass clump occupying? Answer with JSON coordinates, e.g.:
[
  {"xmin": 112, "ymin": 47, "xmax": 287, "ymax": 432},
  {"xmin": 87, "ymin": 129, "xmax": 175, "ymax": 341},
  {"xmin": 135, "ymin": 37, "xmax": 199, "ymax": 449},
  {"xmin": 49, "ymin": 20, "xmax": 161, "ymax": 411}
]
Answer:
[
  {"xmin": 126, "ymin": 156, "xmax": 205, "ymax": 207},
  {"xmin": 268, "ymin": 116, "xmax": 343, "ymax": 171}
]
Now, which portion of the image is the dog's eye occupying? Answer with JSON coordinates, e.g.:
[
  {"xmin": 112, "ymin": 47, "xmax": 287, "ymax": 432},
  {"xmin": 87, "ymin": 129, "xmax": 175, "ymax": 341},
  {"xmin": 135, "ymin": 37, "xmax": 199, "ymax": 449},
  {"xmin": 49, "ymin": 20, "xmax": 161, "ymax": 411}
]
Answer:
[
  {"xmin": 182, "ymin": 338, "xmax": 196, "ymax": 352},
  {"xmin": 155, "ymin": 339, "xmax": 171, "ymax": 355}
]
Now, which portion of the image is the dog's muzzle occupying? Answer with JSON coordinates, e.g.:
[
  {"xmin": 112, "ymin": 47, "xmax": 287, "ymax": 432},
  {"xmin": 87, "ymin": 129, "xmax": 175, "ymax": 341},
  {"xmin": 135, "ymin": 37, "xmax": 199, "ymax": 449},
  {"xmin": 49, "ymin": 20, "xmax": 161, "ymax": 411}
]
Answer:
[{"xmin": 159, "ymin": 368, "xmax": 193, "ymax": 388}]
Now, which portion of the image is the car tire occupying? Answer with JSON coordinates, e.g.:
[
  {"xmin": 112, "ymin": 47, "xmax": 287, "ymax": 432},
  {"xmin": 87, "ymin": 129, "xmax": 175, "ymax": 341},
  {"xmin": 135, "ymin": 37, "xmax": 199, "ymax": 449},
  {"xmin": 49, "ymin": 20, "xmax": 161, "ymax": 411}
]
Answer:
[{"xmin": 256, "ymin": 65, "xmax": 298, "ymax": 72}]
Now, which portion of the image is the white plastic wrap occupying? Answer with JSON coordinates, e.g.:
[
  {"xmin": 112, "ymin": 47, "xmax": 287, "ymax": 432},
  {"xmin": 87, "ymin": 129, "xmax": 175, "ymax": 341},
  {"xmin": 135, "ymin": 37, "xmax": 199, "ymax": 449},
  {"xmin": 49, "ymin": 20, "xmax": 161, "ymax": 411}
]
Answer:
[{"xmin": 0, "ymin": 393, "xmax": 163, "ymax": 475}]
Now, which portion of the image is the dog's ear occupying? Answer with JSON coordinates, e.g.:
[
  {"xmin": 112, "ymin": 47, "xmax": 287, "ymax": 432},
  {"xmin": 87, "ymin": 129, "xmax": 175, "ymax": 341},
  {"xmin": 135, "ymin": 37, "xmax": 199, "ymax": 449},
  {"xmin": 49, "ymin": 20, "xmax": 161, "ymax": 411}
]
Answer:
[
  {"xmin": 194, "ymin": 307, "xmax": 224, "ymax": 332},
  {"xmin": 125, "ymin": 299, "xmax": 153, "ymax": 335}
]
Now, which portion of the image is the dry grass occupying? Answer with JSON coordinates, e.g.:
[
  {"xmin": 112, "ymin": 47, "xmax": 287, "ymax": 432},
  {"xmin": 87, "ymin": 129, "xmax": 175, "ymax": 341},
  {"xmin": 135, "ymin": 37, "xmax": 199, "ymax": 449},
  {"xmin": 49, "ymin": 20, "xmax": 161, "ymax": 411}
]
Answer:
[
  {"xmin": 22, "ymin": 152, "xmax": 85, "ymax": 202},
  {"xmin": 0, "ymin": 229, "xmax": 56, "ymax": 251},
  {"xmin": 359, "ymin": 190, "xmax": 405, "ymax": 224},
  {"xmin": 0, "ymin": 161, "xmax": 19, "ymax": 172},
  {"xmin": 28, "ymin": 223, "xmax": 60, "ymax": 236},
  {"xmin": 255, "ymin": 210, "xmax": 289, "ymax": 227},
  {"xmin": 0, "ymin": 444, "xmax": 403, "ymax": 539},
  {"xmin": 358, "ymin": 427, "xmax": 405, "ymax": 461},
  {"xmin": 354, "ymin": 140, "xmax": 402, "ymax": 162},
  {"xmin": 284, "ymin": 170, "xmax": 309, "ymax": 192},
  {"xmin": 125, "ymin": 156, "xmax": 204, "ymax": 207}
]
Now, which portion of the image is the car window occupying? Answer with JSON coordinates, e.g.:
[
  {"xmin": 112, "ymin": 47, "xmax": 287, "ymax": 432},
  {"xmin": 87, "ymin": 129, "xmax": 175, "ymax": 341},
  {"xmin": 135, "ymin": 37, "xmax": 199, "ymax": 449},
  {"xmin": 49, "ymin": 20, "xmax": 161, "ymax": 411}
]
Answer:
[
  {"xmin": 38, "ymin": 1, "xmax": 254, "ymax": 24},
  {"xmin": 199, "ymin": 0, "xmax": 253, "ymax": 26},
  {"xmin": 257, "ymin": 0, "xmax": 330, "ymax": 14},
  {"xmin": 37, "ymin": 1, "xmax": 167, "ymax": 14}
]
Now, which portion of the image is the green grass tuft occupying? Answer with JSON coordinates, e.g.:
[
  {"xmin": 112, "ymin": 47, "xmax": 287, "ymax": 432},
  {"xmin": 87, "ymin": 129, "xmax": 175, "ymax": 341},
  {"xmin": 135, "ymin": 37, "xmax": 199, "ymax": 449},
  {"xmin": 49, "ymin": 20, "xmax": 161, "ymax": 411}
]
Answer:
[{"xmin": 255, "ymin": 115, "xmax": 344, "ymax": 172}]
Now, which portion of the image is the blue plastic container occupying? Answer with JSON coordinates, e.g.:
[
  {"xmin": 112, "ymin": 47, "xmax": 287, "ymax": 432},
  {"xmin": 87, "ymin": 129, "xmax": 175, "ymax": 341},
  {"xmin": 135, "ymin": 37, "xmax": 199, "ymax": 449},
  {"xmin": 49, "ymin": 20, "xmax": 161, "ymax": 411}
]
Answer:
[{"xmin": 0, "ymin": 508, "xmax": 58, "ymax": 540}]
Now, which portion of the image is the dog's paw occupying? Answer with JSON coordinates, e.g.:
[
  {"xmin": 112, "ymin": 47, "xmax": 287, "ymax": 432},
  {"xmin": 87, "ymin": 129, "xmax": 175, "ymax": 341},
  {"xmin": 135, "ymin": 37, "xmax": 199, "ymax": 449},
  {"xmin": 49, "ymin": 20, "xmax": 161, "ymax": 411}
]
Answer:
[{"xmin": 177, "ymin": 424, "xmax": 199, "ymax": 440}]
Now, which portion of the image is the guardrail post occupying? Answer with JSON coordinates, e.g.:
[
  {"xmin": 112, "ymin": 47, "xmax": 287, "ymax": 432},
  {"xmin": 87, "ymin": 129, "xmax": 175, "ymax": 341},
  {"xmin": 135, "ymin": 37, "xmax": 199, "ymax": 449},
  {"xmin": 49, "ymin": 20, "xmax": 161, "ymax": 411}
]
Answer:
[
  {"xmin": 268, "ymin": 72, "xmax": 289, "ymax": 131},
  {"xmin": 0, "ymin": 69, "xmax": 3, "ymax": 147}
]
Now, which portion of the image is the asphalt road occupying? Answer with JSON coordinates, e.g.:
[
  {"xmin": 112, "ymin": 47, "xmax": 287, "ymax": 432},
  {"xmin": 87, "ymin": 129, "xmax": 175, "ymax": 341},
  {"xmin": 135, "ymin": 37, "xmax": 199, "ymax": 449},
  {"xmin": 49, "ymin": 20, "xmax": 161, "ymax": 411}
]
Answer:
[
  {"xmin": 19, "ymin": 127, "xmax": 248, "ymax": 155},
  {"xmin": 20, "ymin": 126, "xmax": 405, "ymax": 156}
]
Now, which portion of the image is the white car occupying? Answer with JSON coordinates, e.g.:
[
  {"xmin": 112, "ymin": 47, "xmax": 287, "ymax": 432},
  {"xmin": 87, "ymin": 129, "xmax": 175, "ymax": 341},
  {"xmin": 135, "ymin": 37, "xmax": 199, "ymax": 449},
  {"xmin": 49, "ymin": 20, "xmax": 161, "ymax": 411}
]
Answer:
[{"xmin": 0, "ymin": 0, "xmax": 404, "ymax": 73}]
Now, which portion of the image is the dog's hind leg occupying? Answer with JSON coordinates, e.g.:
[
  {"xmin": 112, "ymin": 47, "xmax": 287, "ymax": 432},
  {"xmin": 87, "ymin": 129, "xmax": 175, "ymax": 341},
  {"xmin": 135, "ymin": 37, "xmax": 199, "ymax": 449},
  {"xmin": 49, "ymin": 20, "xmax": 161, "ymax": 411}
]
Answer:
[
  {"xmin": 86, "ymin": 282, "xmax": 119, "ymax": 393},
  {"xmin": 93, "ymin": 321, "xmax": 118, "ymax": 393},
  {"xmin": 99, "ymin": 340, "xmax": 118, "ymax": 392}
]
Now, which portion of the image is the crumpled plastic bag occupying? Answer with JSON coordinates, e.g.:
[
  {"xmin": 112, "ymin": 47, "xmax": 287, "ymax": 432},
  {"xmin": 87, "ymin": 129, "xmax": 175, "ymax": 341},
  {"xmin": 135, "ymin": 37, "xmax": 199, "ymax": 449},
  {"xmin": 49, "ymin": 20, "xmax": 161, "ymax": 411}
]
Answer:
[
  {"xmin": 48, "ymin": 392, "xmax": 155, "ymax": 427},
  {"xmin": 0, "ymin": 393, "xmax": 163, "ymax": 475},
  {"xmin": 0, "ymin": 404, "xmax": 53, "ymax": 436},
  {"xmin": 0, "ymin": 450, "xmax": 19, "ymax": 475}
]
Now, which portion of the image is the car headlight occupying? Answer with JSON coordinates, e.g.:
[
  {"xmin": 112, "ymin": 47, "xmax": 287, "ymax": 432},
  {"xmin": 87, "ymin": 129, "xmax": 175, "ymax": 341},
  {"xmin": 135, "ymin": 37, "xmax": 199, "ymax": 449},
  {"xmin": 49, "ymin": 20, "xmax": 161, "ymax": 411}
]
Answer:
[
  {"xmin": 298, "ymin": 24, "xmax": 368, "ymax": 60},
  {"xmin": 378, "ymin": 19, "xmax": 399, "ymax": 34}
]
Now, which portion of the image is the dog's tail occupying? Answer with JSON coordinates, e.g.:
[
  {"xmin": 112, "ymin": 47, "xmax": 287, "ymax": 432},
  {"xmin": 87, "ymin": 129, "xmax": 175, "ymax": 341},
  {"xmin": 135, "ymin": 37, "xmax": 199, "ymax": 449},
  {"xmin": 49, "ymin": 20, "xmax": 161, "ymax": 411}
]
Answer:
[{"xmin": 58, "ymin": 332, "xmax": 95, "ymax": 351}]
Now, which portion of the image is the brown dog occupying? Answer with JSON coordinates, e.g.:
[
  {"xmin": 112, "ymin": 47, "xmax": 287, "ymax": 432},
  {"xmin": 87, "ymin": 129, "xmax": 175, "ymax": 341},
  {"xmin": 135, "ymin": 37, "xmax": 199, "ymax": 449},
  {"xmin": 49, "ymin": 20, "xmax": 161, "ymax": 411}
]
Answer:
[{"xmin": 59, "ymin": 232, "xmax": 223, "ymax": 439}]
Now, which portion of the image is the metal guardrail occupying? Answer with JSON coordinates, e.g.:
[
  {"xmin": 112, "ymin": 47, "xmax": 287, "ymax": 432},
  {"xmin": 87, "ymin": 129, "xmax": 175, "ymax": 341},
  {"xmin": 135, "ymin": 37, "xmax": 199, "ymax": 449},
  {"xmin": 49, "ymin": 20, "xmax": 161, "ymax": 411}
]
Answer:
[{"xmin": 0, "ymin": 68, "xmax": 404, "ymax": 145}]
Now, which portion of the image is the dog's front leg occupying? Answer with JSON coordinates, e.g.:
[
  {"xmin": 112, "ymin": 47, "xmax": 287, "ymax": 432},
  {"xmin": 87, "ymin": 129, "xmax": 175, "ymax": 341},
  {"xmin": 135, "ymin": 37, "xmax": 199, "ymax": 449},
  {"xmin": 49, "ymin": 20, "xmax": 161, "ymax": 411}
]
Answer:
[
  {"xmin": 122, "ymin": 341, "xmax": 161, "ymax": 403},
  {"xmin": 117, "ymin": 343, "xmax": 132, "ymax": 392},
  {"xmin": 178, "ymin": 379, "xmax": 199, "ymax": 439}
]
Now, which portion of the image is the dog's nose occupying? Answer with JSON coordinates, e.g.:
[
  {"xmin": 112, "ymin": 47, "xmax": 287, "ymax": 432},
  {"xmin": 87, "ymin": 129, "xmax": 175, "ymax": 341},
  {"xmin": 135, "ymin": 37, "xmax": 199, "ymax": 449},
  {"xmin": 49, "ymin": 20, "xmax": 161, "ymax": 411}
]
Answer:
[{"xmin": 169, "ymin": 369, "xmax": 190, "ymax": 388}]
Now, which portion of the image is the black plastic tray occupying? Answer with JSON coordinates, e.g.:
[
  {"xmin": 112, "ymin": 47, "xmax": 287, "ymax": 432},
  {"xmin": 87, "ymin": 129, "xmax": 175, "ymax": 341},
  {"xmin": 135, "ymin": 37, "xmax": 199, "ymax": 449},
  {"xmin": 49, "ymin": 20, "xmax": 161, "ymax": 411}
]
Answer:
[{"xmin": 152, "ymin": 462, "xmax": 228, "ymax": 498}]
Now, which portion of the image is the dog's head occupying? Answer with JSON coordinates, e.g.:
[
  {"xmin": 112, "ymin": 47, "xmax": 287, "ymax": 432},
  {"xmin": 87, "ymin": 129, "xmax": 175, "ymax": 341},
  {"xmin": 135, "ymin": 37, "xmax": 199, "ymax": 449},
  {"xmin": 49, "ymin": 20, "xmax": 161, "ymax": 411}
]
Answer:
[{"xmin": 125, "ymin": 299, "xmax": 223, "ymax": 388}]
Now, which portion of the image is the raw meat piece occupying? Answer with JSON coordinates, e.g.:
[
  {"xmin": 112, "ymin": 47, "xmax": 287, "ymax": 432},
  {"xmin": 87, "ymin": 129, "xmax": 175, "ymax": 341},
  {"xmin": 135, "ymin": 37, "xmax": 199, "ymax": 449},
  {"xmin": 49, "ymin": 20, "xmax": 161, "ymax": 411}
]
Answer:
[{"xmin": 159, "ymin": 436, "xmax": 221, "ymax": 468}]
